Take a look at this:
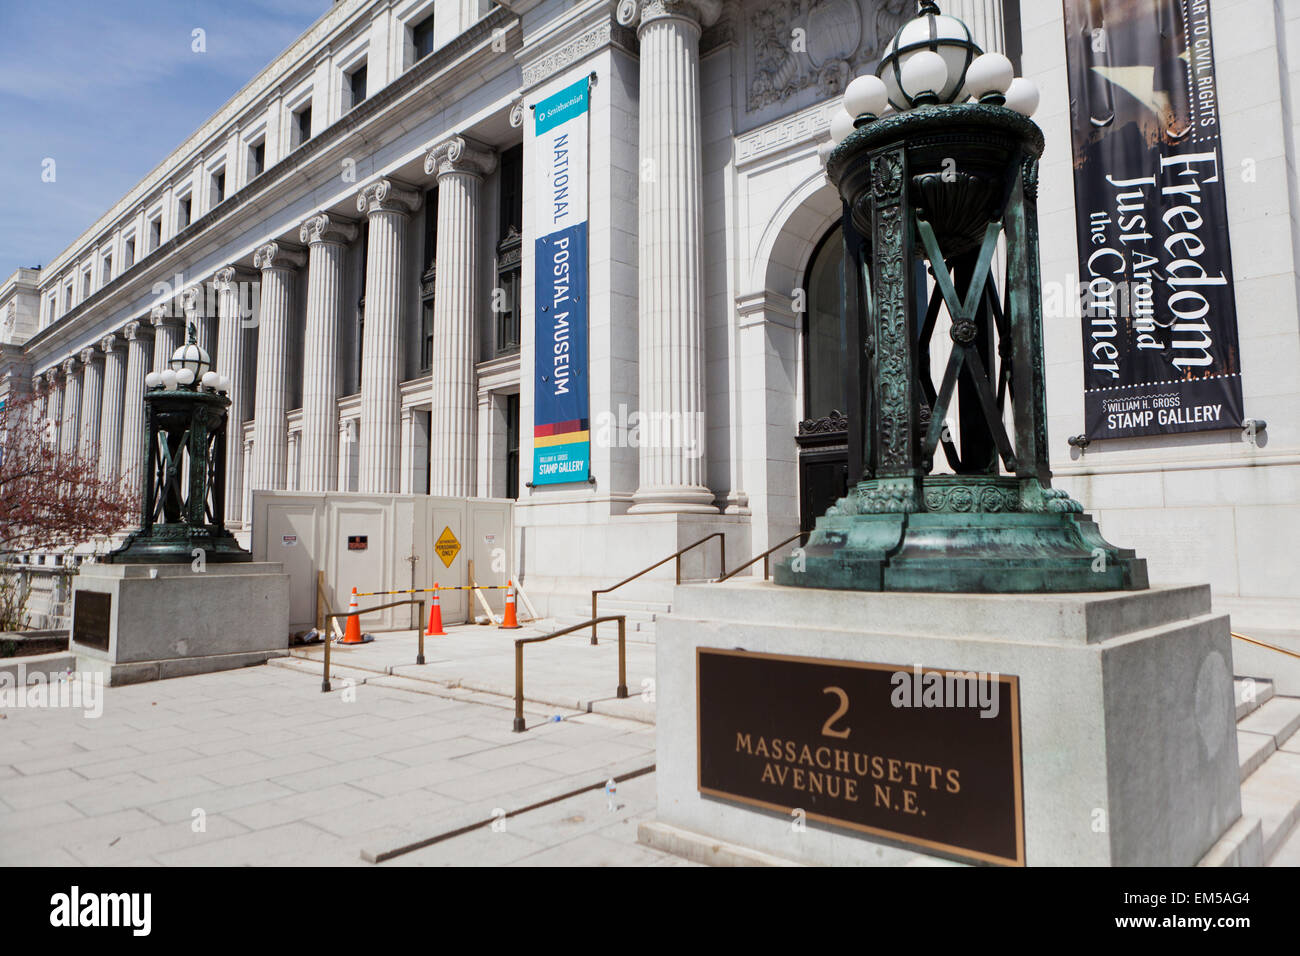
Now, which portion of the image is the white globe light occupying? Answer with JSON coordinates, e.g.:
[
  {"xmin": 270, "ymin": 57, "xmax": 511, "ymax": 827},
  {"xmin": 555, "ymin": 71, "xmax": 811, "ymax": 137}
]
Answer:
[
  {"xmin": 844, "ymin": 74, "xmax": 888, "ymax": 120},
  {"xmin": 829, "ymin": 109, "xmax": 856, "ymax": 143},
  {"xmin": 160, "ymin": 370, "xmax": 178, "ymax": 389},
  {"xmin": 964, "ymin": 52, "xmax": 1014, "ymax": 101},
  {"xmin": 202, "ymin": 371, "xmax": 220, "ymax": 389},
  {"xmin": 144, "ymin": 372, "xmax": 162, "ymax": 388},
  {"xmin": 175, "ymin": 368, "xmax": 195, "ymax": 386},
  {"xmin": 900, "ymin": 51, "xmax": 949, "ymax": 105},
  {"xmin": 1004, "ymin": 77, "xmax": 1040, "ymax": 116},
  {"xmin": 877, "ymin": 9, "xmax": 980, "ymax": 110}
]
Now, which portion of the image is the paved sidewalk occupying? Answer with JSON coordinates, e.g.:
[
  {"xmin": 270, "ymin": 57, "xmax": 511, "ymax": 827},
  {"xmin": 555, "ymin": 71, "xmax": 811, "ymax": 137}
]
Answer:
[
  {"xmin": 290, "ymin": 619, "xmax": 657, "ymax": 723},
  {"xmin": 0, "ymin": 662, "xmax": 675, "ymax": 866}
]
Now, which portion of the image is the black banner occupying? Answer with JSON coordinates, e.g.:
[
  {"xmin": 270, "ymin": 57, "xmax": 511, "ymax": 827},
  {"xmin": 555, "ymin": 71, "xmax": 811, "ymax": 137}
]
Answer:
[{"xmin": 1062, "ymin": 0, "xmax": 1244, "ymax": 439}]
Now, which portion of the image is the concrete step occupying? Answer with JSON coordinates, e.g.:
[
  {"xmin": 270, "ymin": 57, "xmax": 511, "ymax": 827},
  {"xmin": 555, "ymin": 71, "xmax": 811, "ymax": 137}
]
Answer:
[
  {"xmin": 1235, "ymin": 677, "xmax": 1275, "ymax": 721},
  {"xmin": 1237, "ymin": 695, "xmax": 1300, "ymax": 744},
  {"xmin": 1238, "ymin": 696, "xmax": 1300, "ymax": 861}
]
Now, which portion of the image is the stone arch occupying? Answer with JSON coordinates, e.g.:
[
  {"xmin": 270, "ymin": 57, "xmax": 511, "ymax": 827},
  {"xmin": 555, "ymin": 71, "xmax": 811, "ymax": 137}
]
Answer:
[{"xmin": 751, "ymin": 168, "xmax": 842, "ymax": 302}]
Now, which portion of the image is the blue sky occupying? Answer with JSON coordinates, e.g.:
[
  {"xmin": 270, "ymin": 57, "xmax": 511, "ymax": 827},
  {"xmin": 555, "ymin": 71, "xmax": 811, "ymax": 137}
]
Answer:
[{"xmin": 0, "ymin": 0, "xmax": 330, "ymax": 277}]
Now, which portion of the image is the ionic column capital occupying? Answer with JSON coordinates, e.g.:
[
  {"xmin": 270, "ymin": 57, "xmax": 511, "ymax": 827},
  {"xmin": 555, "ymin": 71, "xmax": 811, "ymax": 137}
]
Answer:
[
  {"xmin": 299, "ymin": 212, "xmax": 360, "ymax": 246},
  {"xmin": 253, "ymin": 241, "xmax": 306, "ymax": 272},
  {"xmin": 150, "ymin": 304, "xmax": 181, "ymax": 329},
  {"xmin": 62, "ymin": 355, "xmax": 80, "ymax": 375},
  {"xmin": 356, "ymin": 178, "xmax": 422, "ymax": 217},
  {"xmin": 100, "ymin": 332, "xmax": 123, "ymax": 354},
  {"xmin": 214, "ymin": 264, "xmax": 258, "ymax": 290},
  {"xmin": 423, "ymin": 136, "xmax": 496, "ymax": 180},
  {"xmin": 508, "ymin": 99, "xmax": 526, "ymax": 129},
  {"xmin": 617, "ymin": 0, "xmax": 721, "ymax": 32},
  {"xmin": 123, "ymin": 320, "xmax": 153, "ymax": 342},
  {"xmin": 79, "ymin": 346, "xmax": 103, "ymax": 366}
]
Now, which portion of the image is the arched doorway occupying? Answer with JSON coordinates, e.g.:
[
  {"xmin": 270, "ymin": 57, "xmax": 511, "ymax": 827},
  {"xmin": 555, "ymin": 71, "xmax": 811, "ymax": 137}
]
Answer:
[{"xmin": 797, "ymin": 222, "xmax": 852, "ymax": 531}]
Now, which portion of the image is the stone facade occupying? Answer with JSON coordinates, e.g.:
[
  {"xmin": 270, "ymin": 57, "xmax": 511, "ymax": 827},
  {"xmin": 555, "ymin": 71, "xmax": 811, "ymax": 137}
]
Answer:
[{"xmin": 0, "ymin": 0, "xmax": 1295, "ymax": 634}]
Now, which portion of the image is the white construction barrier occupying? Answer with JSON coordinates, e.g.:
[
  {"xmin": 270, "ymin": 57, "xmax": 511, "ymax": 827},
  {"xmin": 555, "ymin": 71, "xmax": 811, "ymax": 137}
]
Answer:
[{"xmin": 251, "ymin": 491, "xmax": 514, "ymax": 633}]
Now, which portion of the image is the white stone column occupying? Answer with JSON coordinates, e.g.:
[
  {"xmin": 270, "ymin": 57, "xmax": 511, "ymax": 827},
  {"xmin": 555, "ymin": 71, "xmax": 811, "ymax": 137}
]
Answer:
[
  {"xmin": 215, "ymin": 266, "xmax": 256, "ymax": 523},
  {"xmin": 120, "ymin": 320, "xmax": 153, "ymax": 480},
  {"xmin": 78, "ymin": 346, "xmax": 104, "ymax": 463},
  {"xmin": 242, "ymin": 435, "xmax": 254, "ymax": 524},
  {"xmin": 622, "ymin": 0, "xmax": 721, "ymax": 514},
  {"xmin": 151, "ymin": 305, "xmax": 184, "ymax": 374},
  {"xmin": 97, "ymin": 333, "xmax": 127, "ymax": 485},
  {"xmin": 298, "ymin": 213, "xmax": 358, "ymax": 492},
  {"xmin": 947, "ymin": 1, "xmax": 1004, "ymax": 53},
  {"xmin": 250, "ymin": 241, "xmax": 305, "ymax": 493},
  {"xmin": 355, "ymin": 179, "xmax": 421, "ymax": 494},
  {"xmin": 424, "ymin": 137, "xmax": 495, "ymax": 498},
  {"xmin": 400, "ymin": 407, "xmax": 414, "ymax": 495},
  {"xmin": 60, "ymin": 356, "xmax": 81, "ymax": 457},
  {"xmin": 44, "ymin": 368, "xmax": 63, "ymax": 454},
  {"xmin": 338, "ymin": 419, "xmax": 357, "ymax": 492}
]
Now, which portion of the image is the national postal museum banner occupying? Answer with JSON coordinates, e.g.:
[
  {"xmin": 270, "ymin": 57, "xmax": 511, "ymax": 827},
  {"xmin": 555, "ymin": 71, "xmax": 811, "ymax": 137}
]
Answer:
[
  {"xmin": 532, "ymin": 75, "xmax": 591, "ymax": 485},
  {"xmin": 1062, "ymin": 0, "xmax": 1244, "ymax": 439}
]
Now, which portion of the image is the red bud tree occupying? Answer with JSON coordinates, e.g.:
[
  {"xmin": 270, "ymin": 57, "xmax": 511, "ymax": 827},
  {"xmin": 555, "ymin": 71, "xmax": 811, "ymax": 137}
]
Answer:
[{"xmin": 0, "ymin": 392, "xmax": 136, "ymax": 559}]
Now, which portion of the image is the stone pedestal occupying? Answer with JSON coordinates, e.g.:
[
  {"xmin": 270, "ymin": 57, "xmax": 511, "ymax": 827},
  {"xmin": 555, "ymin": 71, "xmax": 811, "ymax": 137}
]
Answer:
[
  {"xmin": 642, "ymin": 580, "xmax": 1252, "ymax": 866},
  {"xmin": 70, "ymin": 563, "xmax": 290, "ymax": 686}
]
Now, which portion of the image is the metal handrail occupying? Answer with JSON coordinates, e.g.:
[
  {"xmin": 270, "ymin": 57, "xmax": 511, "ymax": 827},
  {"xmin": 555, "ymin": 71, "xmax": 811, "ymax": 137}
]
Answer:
[
  {"xmin": 590, "ymin": 533, "xmax": 725, "ymax": 644},
  {"xmin": 717, "ymin": 531, "xmax": 810, "ymax": 583},
  {"xmin": 1232, "ymin": 631, "xmax": 1300, "ymax": 661},
  {"xmin": 514, "ymin": 615, "xmax": 628, "ymax": 732},
  {"xmin": 320, "ymin": 598, "xmax": 426, "ymax": 693}
]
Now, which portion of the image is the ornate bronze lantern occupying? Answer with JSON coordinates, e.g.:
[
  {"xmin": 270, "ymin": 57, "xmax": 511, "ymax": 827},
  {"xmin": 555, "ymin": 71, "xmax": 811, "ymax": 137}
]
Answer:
[
  {"xmin": 106, "ymin": 321, "xmax": 248, "ymax": 563},
  {"xmin": 777, "ymin": 2, "xmax": 1146, "ymax": 593}
]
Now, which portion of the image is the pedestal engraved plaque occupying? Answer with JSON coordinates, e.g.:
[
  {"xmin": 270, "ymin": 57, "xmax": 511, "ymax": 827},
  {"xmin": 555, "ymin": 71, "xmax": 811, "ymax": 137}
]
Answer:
[
  {"xmin": 697, "ymin": 648, "xmax": 1024, "ymax": 866},
  {"xmin": 72, "ymin": 590, "xmax": 112, "ymax": 651}
]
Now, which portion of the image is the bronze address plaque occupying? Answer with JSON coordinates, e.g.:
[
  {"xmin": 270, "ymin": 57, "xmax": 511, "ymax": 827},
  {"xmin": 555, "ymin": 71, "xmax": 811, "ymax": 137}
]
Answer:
[
  {"xmin": 72, "ymin": 590, "xmax": 112, "ymax": 651},
  {"xmin": 697, "ymin": 648, "xmax": 1024, "ymax": 866}
]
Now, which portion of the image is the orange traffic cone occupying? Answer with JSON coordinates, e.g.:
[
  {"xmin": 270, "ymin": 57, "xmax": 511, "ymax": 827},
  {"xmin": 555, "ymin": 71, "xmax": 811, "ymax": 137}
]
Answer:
[
  {"xmin": 500, "ymin": 581, "xmax": 522, "ymax": 630},
  {"xmin": 341, "ymin": 587, "xmax": 366, "ymax": 644},
  {"xmin": 425, "ymin": 584, "xmax": 446, "ymax": 636}
]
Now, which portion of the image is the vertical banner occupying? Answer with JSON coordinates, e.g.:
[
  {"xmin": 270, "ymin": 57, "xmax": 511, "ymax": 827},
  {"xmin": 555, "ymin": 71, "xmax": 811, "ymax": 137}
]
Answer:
[
  {"xmin": 532, "ymin": 76, "xmax": 591, "ymax": 485},
  {"xmin": 1062, "ymin": 0, "xmax": 1244, "ymax": 439}
]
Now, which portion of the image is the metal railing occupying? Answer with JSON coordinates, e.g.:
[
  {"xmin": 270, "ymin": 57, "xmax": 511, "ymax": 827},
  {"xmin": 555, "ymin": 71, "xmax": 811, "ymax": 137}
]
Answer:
[
  {"xmin": 514, "ymin": 615, "xmax": 628, "ymax": 732},
  {"xmin": 320, "ymin": 598, "xmax": 426, "ymax": 693},
  {"xmin": 1232, "ymin": 631, "xmax": 1300, "ymax": 661},
  {"xmin": 590, "ymin": 533, "xmax": 725, "ymax": 644},
  {"xmin": 717, "ymin": 531, "xmax": 810, "ymax": 583}
]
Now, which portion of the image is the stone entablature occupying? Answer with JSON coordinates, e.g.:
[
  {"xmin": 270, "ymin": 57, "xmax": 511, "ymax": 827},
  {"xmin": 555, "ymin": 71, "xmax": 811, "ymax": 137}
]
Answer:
[
  {"xmin": 19, "ymin": 7, "xmax": 518, "ymax": 375},
  {"xmin": 30, "ymin": 0, "xmax": 505, "ymax": 323}
]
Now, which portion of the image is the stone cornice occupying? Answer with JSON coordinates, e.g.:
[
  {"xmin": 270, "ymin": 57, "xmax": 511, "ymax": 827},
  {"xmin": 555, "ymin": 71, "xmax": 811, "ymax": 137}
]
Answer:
[
  {"xmin": 253, "ymin": 241, "xmax": 307, "ymax": 271},
  {"xmin": 423, "ymin": 136, "xmax": 497, "ymax": 180},
  {"xmin": 21, "ymin": 6, "xmax": 518, "ymax": 359},
  {"xmin": 356, "ymin": 178, "xmax": 422, "ymax": 216},
  {"xmin": 299, "ymin": 213, "xmax": 360, "ymax": 246},
  {"xmin": 521, "ymin": 14, "xmax": 632, "ymax": 91}
]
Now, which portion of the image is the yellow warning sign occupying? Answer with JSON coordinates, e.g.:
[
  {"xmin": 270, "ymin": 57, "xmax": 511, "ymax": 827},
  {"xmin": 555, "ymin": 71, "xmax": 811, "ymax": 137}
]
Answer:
[{"xmin": 435, "ymin": 526, "xmax": 461, "ymax": 568}]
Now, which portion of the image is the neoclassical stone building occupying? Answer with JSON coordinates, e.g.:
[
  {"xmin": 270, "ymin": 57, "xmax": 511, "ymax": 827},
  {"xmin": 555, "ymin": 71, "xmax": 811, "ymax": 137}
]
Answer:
[{"xmin": 1, "ymin": 0, "xmax": 1297, "ymax": 639}]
